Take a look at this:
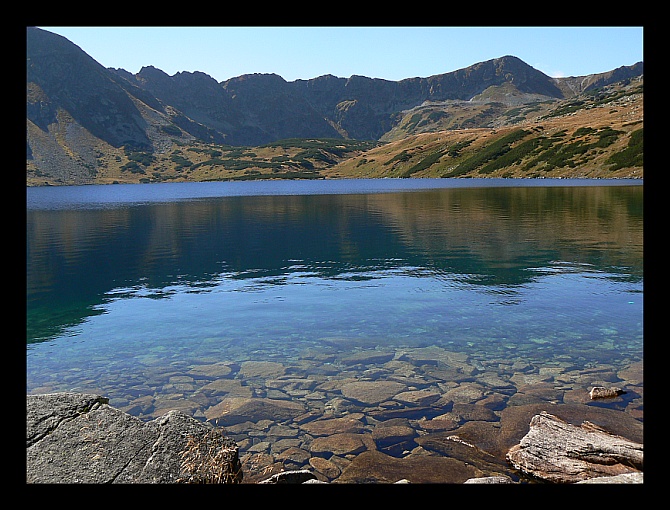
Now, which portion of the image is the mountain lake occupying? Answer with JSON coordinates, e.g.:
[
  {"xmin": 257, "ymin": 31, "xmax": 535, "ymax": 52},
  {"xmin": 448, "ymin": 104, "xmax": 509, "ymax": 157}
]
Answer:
[{"xmin": 26, "ymin": 178, "xmax": 643, "ymax": 479}]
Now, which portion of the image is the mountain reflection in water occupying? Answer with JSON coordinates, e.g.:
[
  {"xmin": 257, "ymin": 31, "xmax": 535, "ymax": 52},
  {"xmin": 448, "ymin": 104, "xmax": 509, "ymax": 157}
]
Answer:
[{"xmin": 27, "ymin": 183, "xmax": 642, "ymax": 344}]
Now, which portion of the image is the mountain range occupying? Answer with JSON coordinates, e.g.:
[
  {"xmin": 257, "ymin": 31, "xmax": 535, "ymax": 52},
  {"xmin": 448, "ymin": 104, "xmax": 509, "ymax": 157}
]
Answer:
[{"xmin": 26, "ymin": 27, "xmax": 644, "ymax": 185}]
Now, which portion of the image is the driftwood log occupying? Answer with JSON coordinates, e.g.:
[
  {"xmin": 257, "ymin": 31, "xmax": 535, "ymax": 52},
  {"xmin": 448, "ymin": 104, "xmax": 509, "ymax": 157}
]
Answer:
[{"xmin": 506, "ymin": 411, "xmax": 643, "ymax": 483}]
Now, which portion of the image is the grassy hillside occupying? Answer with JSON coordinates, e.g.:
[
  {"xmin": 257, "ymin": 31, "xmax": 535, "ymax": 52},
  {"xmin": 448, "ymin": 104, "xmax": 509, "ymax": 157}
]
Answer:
[
  {"xmin": 325, "ymin": 79, "xmax": 643, "ymax": 180},
  {"xmin": 26, "ymin": 137, "xmax": 379, "ymax": 186}
]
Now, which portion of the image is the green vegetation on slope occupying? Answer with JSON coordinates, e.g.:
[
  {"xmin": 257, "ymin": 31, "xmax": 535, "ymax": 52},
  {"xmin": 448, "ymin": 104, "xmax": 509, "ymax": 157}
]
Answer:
[
  {"xmin": 399, "ymin": 150, "xmax": 445, "ymax": 178},
  {"xmin": 605, "ymin": 128, "xmax": 643, "ymax": 171},
  {"xmin": 442, "ymin": 130, "xmax": 529, "ymax": 177},
  {"xmin": 521, "ymin": 126, "xmax": 624, "ymax": 173}
]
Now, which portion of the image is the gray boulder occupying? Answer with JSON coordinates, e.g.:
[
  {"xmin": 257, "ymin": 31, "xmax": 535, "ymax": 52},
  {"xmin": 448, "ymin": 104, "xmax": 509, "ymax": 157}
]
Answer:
[{"xmin": 27, "ymin": 392, "xmax": 242, "ymax": 484}]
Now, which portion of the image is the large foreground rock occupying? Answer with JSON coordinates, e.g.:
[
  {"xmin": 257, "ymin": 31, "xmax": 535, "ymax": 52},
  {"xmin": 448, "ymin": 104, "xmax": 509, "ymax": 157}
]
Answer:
[
  {"xmin": 27, "ymin": 392, "xmax": 242, "ymax": 483},
  {"xmin": 506, "ymin": 411, "xmax": 643, "ymax": 483}
]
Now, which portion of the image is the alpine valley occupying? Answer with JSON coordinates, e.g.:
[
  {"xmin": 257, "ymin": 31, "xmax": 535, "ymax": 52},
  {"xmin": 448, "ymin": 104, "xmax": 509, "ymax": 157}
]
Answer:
[{"xmin": 26, "ymin": 27, "xmax": 643, "ymax": 186}]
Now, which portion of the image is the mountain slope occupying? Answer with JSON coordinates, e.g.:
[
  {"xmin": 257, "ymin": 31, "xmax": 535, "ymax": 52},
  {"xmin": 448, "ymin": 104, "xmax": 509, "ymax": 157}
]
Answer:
[
  {"xmin": 26, "ymin": 27, "xmax": 643, "ymax": 186},
  {"xmin": 326, "ymin": 77, "xmax": 643, "ymax": 180},
  {"xmin": 27, "ymin": 28, "xmax": 151, "ymax": 149}
]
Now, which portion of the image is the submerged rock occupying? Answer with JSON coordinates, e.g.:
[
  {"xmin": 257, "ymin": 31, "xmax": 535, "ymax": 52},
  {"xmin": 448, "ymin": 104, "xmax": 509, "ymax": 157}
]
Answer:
[
  {"xmin": 340, "ymin": 380, "xmax": 407, "ymax": 405},
  {"xmin": 336, "ymin": 450, "xmax": 481, "ymax": 484},
  {"xmin": 204, "ymin": 396, "xmax": 306, "ymax": 426},
  {"xmin": 299, "ymin": 415, "xmax": 365, "ymax": 436},
  {"xmin": 310, "ymin": 432, "xmax": 369, "ymax": 456},
  {"xmin": 589, "ymin": 386, "xmax": 626, "ymax": 400}
]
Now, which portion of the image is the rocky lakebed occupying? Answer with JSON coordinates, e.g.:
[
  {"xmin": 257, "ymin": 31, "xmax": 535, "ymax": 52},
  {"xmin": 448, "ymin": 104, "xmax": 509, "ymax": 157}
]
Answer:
[{"xmin": 26, "ymin": 344, "xmax": 643, "ymax": 483}]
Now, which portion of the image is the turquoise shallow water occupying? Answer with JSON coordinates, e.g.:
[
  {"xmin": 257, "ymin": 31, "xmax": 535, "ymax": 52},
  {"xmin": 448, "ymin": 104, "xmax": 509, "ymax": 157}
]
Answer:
[{"xmin": 26, "ymin": 179, "xmax": 643, "ymax": 423}]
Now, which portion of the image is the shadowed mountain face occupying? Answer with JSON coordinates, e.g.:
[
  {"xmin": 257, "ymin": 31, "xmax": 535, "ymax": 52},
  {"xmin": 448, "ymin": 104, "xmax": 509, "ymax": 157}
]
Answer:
[
  {"xmin": 26, "ymin": 27, "xmax": 643, "ymax": 150},
  {"xmin": 26, "ymin": 28, "xmax": 151, "ymax": 149}
]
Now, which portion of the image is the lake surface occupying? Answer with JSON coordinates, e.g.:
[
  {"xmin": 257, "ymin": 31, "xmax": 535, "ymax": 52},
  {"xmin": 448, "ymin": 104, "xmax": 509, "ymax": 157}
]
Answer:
[{"xmin": 26, "ymin": 178, "xmax": 643, "ymax": 480}]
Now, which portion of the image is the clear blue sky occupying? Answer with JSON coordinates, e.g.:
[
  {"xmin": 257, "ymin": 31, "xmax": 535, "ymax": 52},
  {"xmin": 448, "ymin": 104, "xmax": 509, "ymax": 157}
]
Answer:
[{"xmin": 36, "ymin": 26, "xmax": 644, "ymax": 83}]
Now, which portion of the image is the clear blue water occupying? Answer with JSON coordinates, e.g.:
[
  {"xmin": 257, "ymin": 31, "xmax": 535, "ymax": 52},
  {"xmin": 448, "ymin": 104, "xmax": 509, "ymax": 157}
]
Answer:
[{"xmin": 26, "ymin": 178, "xmax": 643, "ymax": 423}]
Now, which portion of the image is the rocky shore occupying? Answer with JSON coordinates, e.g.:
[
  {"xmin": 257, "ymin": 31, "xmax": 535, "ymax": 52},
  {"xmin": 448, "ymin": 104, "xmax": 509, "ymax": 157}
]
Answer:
[
  {"xmin": 27, "ymin": 391, "xmax": 642, "ymax": 484},
  {"xmin": 28, "ymin": 341, "xmax": 644, "ymax": 484}
]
